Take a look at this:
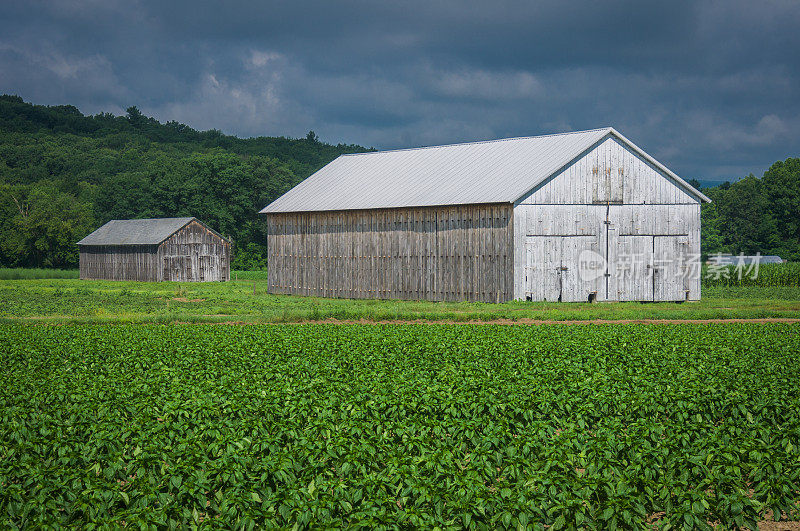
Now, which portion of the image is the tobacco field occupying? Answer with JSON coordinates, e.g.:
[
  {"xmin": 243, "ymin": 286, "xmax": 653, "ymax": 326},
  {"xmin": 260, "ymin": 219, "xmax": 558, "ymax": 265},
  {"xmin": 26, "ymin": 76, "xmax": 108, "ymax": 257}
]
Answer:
[{"xmin": 1, "ymin": 323, "xmax": 799, "ymax": 529}]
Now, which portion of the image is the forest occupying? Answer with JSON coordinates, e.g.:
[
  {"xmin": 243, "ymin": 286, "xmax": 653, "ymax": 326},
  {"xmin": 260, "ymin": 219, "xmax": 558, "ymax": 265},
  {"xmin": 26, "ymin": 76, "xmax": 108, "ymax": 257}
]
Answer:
[
  {"xmin": 0, "ymin": 95, "xmax": 369, "ymax": 269},
  {"xmin": 694, "ymin": 159, "xmax": 800, "ymax": 262},
  {"xmin": 0, "ymin": 95, "xmax": 798, "ymax": 268}
]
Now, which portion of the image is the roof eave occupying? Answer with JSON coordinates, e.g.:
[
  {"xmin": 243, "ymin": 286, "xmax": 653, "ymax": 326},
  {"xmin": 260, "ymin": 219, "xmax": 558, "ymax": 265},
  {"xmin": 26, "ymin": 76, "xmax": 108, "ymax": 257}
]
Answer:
[{"xmin": 261, "ymin": 200, "xmax": 515, "ymax": 215}]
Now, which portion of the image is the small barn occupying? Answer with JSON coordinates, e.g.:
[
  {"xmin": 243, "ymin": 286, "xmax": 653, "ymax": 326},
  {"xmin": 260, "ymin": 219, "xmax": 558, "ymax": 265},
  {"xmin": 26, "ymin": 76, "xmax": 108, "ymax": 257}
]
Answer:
[
  {"xmin": 77, "ymin": 217, "xmax": 230, "ymax": 282},
  {"xmin": 261, "ymin": 128, "xmax": 710, "ymax": 302}
]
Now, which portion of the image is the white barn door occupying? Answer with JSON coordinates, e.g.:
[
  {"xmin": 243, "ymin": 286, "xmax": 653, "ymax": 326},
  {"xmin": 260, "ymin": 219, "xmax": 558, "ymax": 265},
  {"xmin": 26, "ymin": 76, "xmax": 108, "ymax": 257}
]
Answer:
[
  {"xmin": 615, "ymin": 235, "xmax": 654, "ymax": 302},
  {"xmin": 525, "ymin": 235, "xmax": 600, "ymax": 302},
  {"xmin": 654, "ymin": 236, "xmax": 689, "ymax": 301},
  {"xmin": 560, "ymin": 236, "xmax": 602, "ymax": 302},
  {"xmin": 610, "ymin": 234, "xmax": 689, "ymax": 302},
  {"xmin": 525, "ymin": 236, "xmax": 561, "ymax": 301}
]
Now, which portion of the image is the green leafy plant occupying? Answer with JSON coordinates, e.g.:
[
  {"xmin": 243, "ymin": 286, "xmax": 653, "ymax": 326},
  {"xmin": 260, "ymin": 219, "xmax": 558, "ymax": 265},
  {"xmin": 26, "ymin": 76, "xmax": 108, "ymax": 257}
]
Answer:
[{"xmin": 1, "ymin": 323, "xmax": 799, "ymax": 528}]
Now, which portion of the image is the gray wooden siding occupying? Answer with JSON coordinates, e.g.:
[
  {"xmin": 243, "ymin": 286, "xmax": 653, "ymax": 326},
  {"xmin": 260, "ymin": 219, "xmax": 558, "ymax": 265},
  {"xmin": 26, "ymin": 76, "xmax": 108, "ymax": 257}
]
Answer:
[
  {"xmin": 513, "ymin": 203, "xmax": 701, "ymax": 302},
  {"xmin": 158, "ymin": 220, "xmax": 230, "ymax": 282},
  {"xmin": 513, "ymin": 136, "xmax": 701, "ymax": 302},
  {"xmin": 518, "ymin": 136, "xmax": 696, "ymax": 205},
  {"xmin": 79, "ymin": 219, "xmax": 230, "ymax": 282},
  {"xmin": 79, "ymin": 245, "xmax": 160, "ymax": 281},
  {"xmin": 266, "ymin": 204, "xmax": 513, "ymax": 302}
]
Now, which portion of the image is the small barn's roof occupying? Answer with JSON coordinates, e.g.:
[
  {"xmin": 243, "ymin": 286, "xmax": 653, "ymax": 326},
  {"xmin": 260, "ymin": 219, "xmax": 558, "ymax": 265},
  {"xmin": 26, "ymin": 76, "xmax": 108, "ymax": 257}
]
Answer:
[
  {"xmin": 77, "ymin": 217, "xmax": 199, "ymax": 246},
  {"xmin": 261, "ymin": 127, "xmax": 710, "ymax": 214}
]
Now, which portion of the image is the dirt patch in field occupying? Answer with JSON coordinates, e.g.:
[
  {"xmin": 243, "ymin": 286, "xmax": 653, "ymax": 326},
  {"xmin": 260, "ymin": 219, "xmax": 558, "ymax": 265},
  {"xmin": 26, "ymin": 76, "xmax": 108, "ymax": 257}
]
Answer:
[{"xmin": 757, "ymin": 521, "xmax": 800, "ymax": 530}]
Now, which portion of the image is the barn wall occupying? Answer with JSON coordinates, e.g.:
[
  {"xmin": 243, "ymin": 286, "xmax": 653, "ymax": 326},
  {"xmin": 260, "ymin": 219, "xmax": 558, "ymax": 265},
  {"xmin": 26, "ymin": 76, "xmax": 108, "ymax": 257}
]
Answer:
[
  {"xmin": 518, "ymin": 136, "xmax": 697, "ymax": 206},
  {"xmin": 513, "ymin": 134, "xmax": 703, "ymax": 302},
  {"xmin": 79, "ymin": 245, "xmax": 161, "ymax": 281},
  {"xmin": 158, "ymin": 220, "xmax": 230, "ymax": 282},
  {"xmin": 513, "ymin": 204, "xmax": 701, "ymax": 302},
  {"xmin": 266, "ymin": 204, "xmax": 513, "ymax": 302}
]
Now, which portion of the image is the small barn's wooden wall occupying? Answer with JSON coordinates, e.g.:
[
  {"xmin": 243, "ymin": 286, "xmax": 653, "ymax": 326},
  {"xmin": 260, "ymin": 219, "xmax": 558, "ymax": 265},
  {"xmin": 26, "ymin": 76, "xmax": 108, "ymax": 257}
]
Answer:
[
  {"xmin": 79, "ymin": 220, "xmax": 230, "ymax": 282},
  {"xmin": 79, "ymin": 245, "xmax": 160, "ymax": 281},
  {"xmin": 158, "ymin": 220, "xmax": 230, "ymax": 282},
  {"xmin": 266, "ymin": 204, "xmax": 513, "ymax": 302}
]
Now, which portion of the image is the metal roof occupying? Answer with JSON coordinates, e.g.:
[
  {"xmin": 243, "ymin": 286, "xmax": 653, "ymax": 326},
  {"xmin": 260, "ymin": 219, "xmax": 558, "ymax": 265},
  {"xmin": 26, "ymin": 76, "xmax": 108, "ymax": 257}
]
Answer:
[
  {"xmin": 261, "ymin": 127, "xmax": 710, "ymax": 214},
  {"xmin": 709, "ymin": 255, "xmax": 784, "ymax": 265},
  {"xmin": 77, "ymin": 217, "xmax": 196, "ymax": 246}
]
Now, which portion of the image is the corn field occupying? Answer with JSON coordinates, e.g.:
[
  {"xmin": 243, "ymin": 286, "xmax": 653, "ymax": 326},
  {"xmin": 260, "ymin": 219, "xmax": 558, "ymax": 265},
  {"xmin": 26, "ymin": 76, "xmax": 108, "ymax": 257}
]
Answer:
[{"xmin": 702, "ymin": 262, "xmax": 800, "ymax": 287}]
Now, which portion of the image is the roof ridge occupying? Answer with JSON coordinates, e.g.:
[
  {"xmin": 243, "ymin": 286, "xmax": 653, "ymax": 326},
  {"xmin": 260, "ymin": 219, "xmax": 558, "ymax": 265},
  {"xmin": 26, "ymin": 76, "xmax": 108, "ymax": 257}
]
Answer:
[
  {"xmin": 108, "ymin": 216, "xmax": 195, "ymax": 222},
  {"xmin": 340, "ymin": 127, "xmax": 613, "ymax": 157}
]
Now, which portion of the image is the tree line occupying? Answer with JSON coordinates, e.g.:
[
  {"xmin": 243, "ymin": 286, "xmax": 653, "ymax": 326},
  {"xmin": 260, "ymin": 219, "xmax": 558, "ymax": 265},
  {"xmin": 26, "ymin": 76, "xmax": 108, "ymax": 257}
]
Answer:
[
  {"xmin": 693, "ymin": 157, "xmax": 800, "ymax": 261},
  {"xmin": 0, "ymin": 94, "xmax": 797, "ymax": 268},
  {"xmin": 0, "ymin": 95, "xmax": 370, "ymax": 269}
]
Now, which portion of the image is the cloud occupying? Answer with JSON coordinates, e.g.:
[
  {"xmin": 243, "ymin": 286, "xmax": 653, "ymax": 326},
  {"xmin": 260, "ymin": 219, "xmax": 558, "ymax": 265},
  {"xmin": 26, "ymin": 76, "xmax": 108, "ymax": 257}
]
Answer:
[
  {"xmin": 0, "ymin": 0, "xmax": 798, "ymax": 180},
  {"xmin": 145, "ymin": 51, "xmax": 304, "ymax": 137},
  {"xmin": 431, "ymin": 69, "xmax": 544, "ymax": 100}
]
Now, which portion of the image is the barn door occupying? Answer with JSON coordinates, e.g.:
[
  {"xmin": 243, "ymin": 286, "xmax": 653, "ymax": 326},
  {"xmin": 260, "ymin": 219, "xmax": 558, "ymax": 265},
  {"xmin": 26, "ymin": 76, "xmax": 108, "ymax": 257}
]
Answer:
[
  {"xmin": 199, "ymin": 256, "xmax": 208, "ymax": 281},
  {"xmin": 163, "ymin": 255, "xmax": 191, "ymax": 282},
  {"xmin": 560, "ymin": 236, "xmax": 602, "ymax": 302},
  {"xmin": 525, "ymin": 236, "xmax": 601, "ymax": 302},
  {"xmin": 604, "ymin": 224, "xmax": 618, "ymax": 301},
  {"xmin": 615, "ymin": 235, "xmax": 654, "ymax": 301},
  {"xmin": 525, "ymin": 236, "xmax": 562, "ymax": 301},
  {"xmin": 654, "ymin": 236, "xmax": 688, "ymax": 301}
]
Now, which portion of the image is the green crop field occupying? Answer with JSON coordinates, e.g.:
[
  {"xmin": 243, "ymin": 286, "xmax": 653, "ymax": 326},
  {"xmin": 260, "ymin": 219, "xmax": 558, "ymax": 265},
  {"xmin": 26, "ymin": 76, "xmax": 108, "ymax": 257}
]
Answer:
[
  {"xmin": 702, "ymin": 263, "xmax": 800, "ymax": 288},
  {"xmin": 1, "ymin": 323, "xmax": 799, "ymax": 529},
  {"xmin": 2, "ymin": 270, "xmax": 800, "ymax": 529}
]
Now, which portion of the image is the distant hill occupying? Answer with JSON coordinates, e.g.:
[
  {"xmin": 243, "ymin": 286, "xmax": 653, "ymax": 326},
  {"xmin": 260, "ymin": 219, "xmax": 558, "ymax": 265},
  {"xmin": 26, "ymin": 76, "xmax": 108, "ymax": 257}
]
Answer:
[
  {"xmin": 0, "ymin": 94, "xmax": 797, "ymax": 268},
  {"xmin": 0, "ymin": 95, "xmax": 371, "ymax": 268}
]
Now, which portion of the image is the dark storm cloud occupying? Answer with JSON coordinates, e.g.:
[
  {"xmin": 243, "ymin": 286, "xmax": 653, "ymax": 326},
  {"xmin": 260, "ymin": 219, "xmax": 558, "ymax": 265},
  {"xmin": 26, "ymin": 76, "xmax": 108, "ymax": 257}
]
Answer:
[{"xmin": 1, "ymin": 0, "xmax": 798, "ymax": 180}]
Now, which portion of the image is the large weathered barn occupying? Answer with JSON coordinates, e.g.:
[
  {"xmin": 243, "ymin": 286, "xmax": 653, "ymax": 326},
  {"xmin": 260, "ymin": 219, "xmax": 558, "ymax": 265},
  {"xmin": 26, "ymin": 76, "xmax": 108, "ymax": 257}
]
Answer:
[
  {"xmin": 77, "ymin": 217, "xmax": 230, "ymax": 282},
  {"xmin": 261, "ymin": 128, "xmax": 710, "ymax": 302}
]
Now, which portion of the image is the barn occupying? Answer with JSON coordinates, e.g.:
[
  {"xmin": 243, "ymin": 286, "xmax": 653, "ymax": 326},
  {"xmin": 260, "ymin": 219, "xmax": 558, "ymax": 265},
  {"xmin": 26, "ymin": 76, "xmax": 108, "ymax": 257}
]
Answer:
[
  {"xmin": 261, "ymin": 128, "xmax": 710, "ymax": 302},
  {"xmin": 77, "ymin": 217, "xmax": 230, "ymax": 282}
]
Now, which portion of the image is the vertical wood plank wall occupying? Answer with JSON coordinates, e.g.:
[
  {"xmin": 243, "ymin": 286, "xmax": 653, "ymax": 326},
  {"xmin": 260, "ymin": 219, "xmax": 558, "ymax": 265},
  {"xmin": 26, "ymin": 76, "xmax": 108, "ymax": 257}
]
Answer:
[
  {"xmin": 512, "ymin": 135, "xmax": 703, "ymax": 301},
  {"xmin": 519, "ymin": 135, "xmax": 696, "ymax": 205},
  {"xmin": 79, "ymin": 245, "xmax": 161, "ymax": 281},
  {"xmin": 79, "ymin": 220, "xmax": 230, "ymax": 282},
  {"xmin": 159, "ymin": 220, "xmax": 231, "ymax": 282},
  {"xmin": 266, "ymin": 204, "xmax": 513, "ymax": 302}
]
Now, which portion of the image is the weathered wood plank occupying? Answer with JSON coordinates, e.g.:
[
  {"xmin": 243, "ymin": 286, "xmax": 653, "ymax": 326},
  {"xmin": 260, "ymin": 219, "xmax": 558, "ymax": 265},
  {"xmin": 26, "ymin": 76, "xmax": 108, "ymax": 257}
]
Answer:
[
  {"xmin": 266, "ymin": 204, "xmax": 513, "ymax": 302},
  {"xmin": 79, "ymin": 219, "xmax": 230, "ymax": 282}
]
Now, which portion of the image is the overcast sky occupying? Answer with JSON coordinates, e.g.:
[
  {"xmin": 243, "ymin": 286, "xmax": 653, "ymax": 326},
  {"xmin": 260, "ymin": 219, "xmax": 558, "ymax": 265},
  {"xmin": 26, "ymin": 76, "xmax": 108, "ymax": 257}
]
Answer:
[{"xmin": 1, "ymin": 0, "xmax": 798, "ymax": 181}]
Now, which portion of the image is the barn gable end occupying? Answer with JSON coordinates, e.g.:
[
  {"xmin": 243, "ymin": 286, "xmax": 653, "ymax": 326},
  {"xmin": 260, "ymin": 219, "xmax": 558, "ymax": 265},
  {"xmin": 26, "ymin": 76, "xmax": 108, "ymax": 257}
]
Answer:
[
  {"xmin": 516, "ymin": 133, "xmax": 703, "ymax": 206},
  {"xmin": 159, "ymin": 220, "xmax": 231, "ymax": 282},
  {"xmin": 512, "ymin": 131, "xmax": 705, "ymax": 303}
]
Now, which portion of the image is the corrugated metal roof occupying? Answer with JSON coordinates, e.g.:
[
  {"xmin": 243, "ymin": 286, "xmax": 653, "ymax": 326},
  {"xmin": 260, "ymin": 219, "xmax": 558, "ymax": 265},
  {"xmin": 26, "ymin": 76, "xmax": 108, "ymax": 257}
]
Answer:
[
  {"xmin": 261, "ymin": 127, "xmax": 709, "ymax": 214},
  {"xmin": 77, "ymin": 217, "xmax": 196, "ymax": 246},
  {"xmin": 709, "ymin": 255, "xmax": 784, "ymax": 265}
]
